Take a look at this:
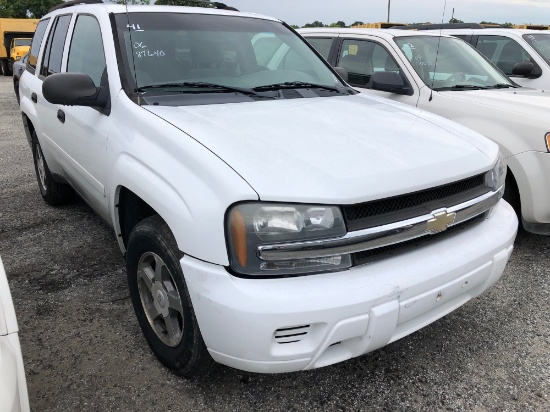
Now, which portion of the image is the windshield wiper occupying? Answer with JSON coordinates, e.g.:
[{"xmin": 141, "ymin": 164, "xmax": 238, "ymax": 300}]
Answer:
[
  {"xmin": 484, "ymin": 83, "xmax": 516, "ymax": 89},
  {"xmin": 137, "ymin": 82, "xmax": 257, "ymax": 95},
  {"xmin": 253, "ymin": 81, "xmax": 343, "ymax": 93},
  {"xmin": 434, "ymin": 84, "xmax": 488, "ymax": 91}
]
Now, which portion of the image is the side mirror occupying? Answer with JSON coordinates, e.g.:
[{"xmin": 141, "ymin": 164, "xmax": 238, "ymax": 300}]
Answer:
[
  {"xmin": 42, "ymin": 73, "xmax": 109, "ymax": 108},
  {"xmin": 333, "ymin": 66, "xmax": 349, "ymax": 83},
  {"xmin": 370, "ymin": 71, "xmax": 409, "ymax": 95},
  {"xmin": 511, "ymin": 62, "xmax": 537, "ymax": 78}
]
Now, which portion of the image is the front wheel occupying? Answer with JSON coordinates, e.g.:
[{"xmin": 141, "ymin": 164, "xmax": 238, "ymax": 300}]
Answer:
[{"xmin": 126, "ymin": 215, "xmax": 214, "ymax": 377}]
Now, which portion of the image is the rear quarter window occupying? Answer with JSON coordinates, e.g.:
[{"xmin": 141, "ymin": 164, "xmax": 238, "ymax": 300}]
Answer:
[{"xmin": 305, "ymin": 37, "xmax": 333, "ymax": 60}]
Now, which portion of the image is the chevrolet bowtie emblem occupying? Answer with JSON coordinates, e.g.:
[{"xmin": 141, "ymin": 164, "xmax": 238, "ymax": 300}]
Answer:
[{"xmin": 427, "ymin": 211, "xmax": 456, "ymax": 233}]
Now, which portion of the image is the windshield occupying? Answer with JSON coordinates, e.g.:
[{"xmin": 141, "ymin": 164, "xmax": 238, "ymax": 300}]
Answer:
[
  {"xmin": 523, "ymin": 33, "xmax": 550, "ymax": 66},
  {"xmin": 394, "ymin": 36, "xmax": 514, "ymax": 90},
  {"xmin": 14, "ymin": 39, "xmax": 32, "ymax": 47},
  {"xmin": 114, "ymin": 13, "xmax": 344, "ymax": 98}
]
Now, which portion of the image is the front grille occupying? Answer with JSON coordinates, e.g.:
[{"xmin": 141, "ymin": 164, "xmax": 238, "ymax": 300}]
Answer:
[
  {"xmin": 343, "ymin": 174, "xmax": 487, "ymax": 231},
  {"xmin": 274, "ymin": 325, "xmax": 310, "ymax": 344},
  {"xmin": 352, "ymin": 213, "xmax": 485, "ymax": 267}
]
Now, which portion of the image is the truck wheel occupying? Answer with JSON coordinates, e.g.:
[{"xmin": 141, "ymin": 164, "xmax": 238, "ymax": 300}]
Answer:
[
  {"xmin": 31, "ymin": 132, "xmax": 74, "ymax": 205},
  {"xmin": 14, "ymin": 77, "xmax": 20, "ymax": 104},
  {"xmin": 126, "ymin": 215, "xmax": 214, "ymax": 377},
  {"xmin": 0, "ymin": 60, "xmax": 8, "ymax": 76},
  {"xmin": 8, "ymin": 59, "xmax": 14, "ymax": 76}
]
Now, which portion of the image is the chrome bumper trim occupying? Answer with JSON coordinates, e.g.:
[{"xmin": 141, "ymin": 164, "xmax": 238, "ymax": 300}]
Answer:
[{"xmin": 257, "ymin": 188, "xmax": 502, "ymax": 261}]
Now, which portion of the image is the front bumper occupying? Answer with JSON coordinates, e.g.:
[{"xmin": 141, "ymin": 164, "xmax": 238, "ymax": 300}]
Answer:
[{"xmin": 182, "ymin": 200, "xmax": 517, "ymax": 373}]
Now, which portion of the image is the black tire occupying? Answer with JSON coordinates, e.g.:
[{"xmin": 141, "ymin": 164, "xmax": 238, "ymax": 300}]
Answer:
[
  {"xmin": 126, "ymin": 215, "xmax": 214, "ymax": 377},
  {"xmin": 0, "ymin": 59, "xmax": 8, "ymax": 76},
  {"xmin": 503, "ymin": 171, "xmax": 521, "ymax": 217},
  {"xmin": 31, "ymin": 132, "xmax": 74, "ymax": 206},
  {"xmin": 8, "ymin": 58, "xmax": 14, "ymax": 75},
  {"xmin": 14, "ymin": 77, "xmax": 20, "ymax": 104}
]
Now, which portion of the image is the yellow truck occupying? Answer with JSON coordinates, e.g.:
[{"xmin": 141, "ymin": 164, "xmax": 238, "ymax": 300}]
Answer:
[{"xmin": 0, "ymin": 18, "xmax": 39, "ymax": 76}]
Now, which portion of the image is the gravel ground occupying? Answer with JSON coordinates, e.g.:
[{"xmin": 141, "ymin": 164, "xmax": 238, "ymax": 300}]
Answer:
[{"xmin": 0, "ymin": 76, "xmax": 549, "ymax": 411}]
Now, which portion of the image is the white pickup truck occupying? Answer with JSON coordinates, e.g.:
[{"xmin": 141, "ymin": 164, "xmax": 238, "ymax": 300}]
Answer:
[{"xmin": 19, "ymin": 2, "xmax": 517, "ymax": 376}]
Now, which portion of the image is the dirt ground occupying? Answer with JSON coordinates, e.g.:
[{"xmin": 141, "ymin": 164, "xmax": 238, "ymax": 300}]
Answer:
[{"xmin": 0, "ymin": 77, "xmax": 548, "ymax": 411}]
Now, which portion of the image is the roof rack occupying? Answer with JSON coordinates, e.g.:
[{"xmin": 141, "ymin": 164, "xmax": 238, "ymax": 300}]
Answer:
[
  {"xmin": 48, "ymin": 0, "xmax": 103, "ymax": 13},
  {"xmin": 391, "ymin": 23, "xmax": 486, "ymax": 30},
  {"xmin": 47, "ymin": 0, "xmax": 239, "ymax": 14},
  {"xmin": 171, "ymin": 0, "xmax": 239, "ymax": 11}
]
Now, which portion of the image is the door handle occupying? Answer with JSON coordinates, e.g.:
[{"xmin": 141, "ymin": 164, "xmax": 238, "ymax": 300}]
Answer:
[
  {"xmin": 31, "ymin": 92, "xmax": 37, "ymax": 103},
  {"xmin": 57, "ymin": 109, "xmax": 65, "ymax": 123}
]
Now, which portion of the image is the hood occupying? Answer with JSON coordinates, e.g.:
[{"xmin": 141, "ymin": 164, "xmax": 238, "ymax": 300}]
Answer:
[
  {"xmin": 440, "ymin": 87, "xmax": 550, "ymax": 120},
  {"xmin": 145, "ymin": 94, "xmax": 497, "ymax": 204}
]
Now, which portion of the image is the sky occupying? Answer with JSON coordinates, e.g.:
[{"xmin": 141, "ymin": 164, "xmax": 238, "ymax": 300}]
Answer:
[{"xmin": 225, "ymin": 0, "xmax": 550, "ymax": 27}]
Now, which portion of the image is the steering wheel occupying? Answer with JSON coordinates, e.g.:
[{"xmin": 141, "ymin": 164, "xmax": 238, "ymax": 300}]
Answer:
[
  {"xmin": 445, "ymin": 72, "xmax": 466, "ymax": 83},
  {"xmin": 467, "ymin": 76, "xmax": 487, "ymax": 86}
]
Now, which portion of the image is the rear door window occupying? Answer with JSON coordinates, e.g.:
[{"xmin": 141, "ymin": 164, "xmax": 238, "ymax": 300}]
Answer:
[
  {"xmin": 27, "ymin": 18, "xmax": 50, "ymax": 74},
  {"xmin": 306, "ymin": 37, "xmax": 333, "ymax": 60},
  {"xmin": 39, "ymin": 14, "xmax": 72, "ymax": 78}
]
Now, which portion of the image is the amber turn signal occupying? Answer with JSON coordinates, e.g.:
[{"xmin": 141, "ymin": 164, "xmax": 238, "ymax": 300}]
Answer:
[{"xmin": 230, "ymin": 209, "xmax": 247, "ymax": 267}]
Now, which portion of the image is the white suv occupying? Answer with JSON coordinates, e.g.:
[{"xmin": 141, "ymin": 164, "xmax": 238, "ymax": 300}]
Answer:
[
  {"xmin": 19, "ymin": 2, "xmax": 517, "ymax": 375},
  {"xmin": 300, "ymin": 28, "xmax": 550, "ymax": 234},
  {"xmin": 405, "ymin": 26, "xmax": 550, "ymax": 90}
]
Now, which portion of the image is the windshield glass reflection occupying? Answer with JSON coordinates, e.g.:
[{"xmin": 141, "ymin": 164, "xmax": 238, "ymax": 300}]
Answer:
[{"xmin": 394, "ymin": 36, "xmax": 514, "ymax": 90}]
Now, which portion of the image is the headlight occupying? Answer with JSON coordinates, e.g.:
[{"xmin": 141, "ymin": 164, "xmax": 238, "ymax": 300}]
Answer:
[
  {"xmin": 486, "ymin": 152, "xmax": 506, "ymax": 193},
  {"xmin": 226, "ymin": 203, "xmax": 351, "ymax": 276},
  {"xmin": 15, "ymin": 56, "xmax": 21, "ymax": 60},
  {"xmin": 545, "ymin": 132, "xmax": 550, "ymax": 152}
]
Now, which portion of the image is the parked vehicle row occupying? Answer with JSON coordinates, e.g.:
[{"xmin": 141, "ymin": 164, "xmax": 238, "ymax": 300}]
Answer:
[
  {"xmin": 393, "ymin": 24, "xmax": 550, "ymax": 90},
  {"xmin": 15, "ymin": 0, "xmax": 519, "ymax": 377},
  {"xmin": 299, "ymin": 28, "xmax": 550, "ymax": 234}
]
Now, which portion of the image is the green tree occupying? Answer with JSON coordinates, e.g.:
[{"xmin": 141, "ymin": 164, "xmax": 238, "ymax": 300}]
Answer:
[
  {"xmin": 329, "ymin": 20, "xmax": 346, "ymax": 28},
  {"xmin": 303, "ymin": 20, "xmax": 325, "ymax": 28},
  {"xmin": 350, "ymin": 21, "xmax": 364, "ymax": 27},
  {"xmin": 0, "ymin": 0, "xmax": 63, "ymax": 18},
  {"xmin": 449, "ymin": 17, "xmax": 464, "ymax": 23}
]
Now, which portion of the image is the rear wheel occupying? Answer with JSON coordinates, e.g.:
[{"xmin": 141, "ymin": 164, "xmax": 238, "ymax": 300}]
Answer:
[
  {"xmin": 14, "ymin": 77, "xmax": 20, "ymax": 104},
  {"xmin": 0, "ymin": 59, "xmax": 8, "ymax": 76},
  {"xmin": 126, "ymin": 215, "xmax": 214, "ymax": 377},
  {"xmin": 31, "ymin": 132, "xmax": 74, "ymax": 206}
]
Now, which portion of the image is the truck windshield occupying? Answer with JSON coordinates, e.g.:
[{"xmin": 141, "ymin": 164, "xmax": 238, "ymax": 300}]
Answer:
[
  {"xmin": 523, "ymin": 33, "xmax": 550, "ymax": 66},
  {"xmin": 14, "ymin": 39, "xmax": 32, "ymax": 47},
  {"xmin": 394, "ymin": 36, "xmax": 514, "ymax": 90},
  {"xmin": 114, "ymin": 13, "xmax": 344, "ymax": 96}
]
